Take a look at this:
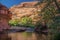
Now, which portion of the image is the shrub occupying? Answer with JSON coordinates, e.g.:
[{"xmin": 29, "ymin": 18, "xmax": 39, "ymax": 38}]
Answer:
[
  {"xmin": 19, "ymin": 17, "xmax": 35, "ymax": 27},
  {"xmin": 9, "ymin": 19, "xmax": 19, "ymax": 26}
]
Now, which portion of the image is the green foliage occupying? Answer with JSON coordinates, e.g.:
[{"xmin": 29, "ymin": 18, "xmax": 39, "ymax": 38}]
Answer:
[
  {"xmin": 9, "ymin": 17, "xmax": 35, "ymax": 27},
  {"xmin": 19, "ymin": 17, "xmax": 35, "ymax": 27},
  {"xmin": 9, "ymin": 19, "xmax": 19, "ymax": 26},
  {"xmin": 36, "ymin": 0, "xmax": 60, "ymax": 40},
  {"xmin": 39, "ymin": 5, "xmax": 55, "ymax": 27}
]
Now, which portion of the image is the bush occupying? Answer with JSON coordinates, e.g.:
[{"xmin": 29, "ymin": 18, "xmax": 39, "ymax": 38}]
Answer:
[
  {"xmin": 9, "ymin": 17, "xmax": 35, "ymax": 27},
  {"xmin": 9, "ymin": 19, "xmax": 19, "ymax": 26},
  {"xmin": 19, "ymin": 17, "xmax": 35, "ymax": 27}
]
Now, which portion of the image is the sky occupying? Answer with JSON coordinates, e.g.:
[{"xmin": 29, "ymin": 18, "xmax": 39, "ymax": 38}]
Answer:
[{"xmin": 0, "ymin": 0, "xmax": 35, "ymax": 8}]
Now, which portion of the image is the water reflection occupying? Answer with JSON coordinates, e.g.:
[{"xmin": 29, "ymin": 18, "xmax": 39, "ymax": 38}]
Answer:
[
  {"xmin": 0, "ymin": 31, "xmax": 11, "ymax": 40},
  {"xmin": 8, "ymin": 32, "xmax": 48, "ymax": 40},
  {"xmin": 24, "ymin": 32, "xmax": 32, "ymax": 40},
  {"xmin": 35, "ymin": 33, "xmax": 42, "ymax": 40},
  {"xmin": 35, "ymin": 33, "xmax": 48, "ymax": 40}
]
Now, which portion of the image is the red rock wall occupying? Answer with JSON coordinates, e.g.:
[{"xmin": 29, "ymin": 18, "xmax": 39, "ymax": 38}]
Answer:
[{"xmin": 0, "ymin": 4, "xmax": 12, "ymax": 31}]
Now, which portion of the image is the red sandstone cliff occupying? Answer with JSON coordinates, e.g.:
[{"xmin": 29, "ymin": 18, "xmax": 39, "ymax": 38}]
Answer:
[{"xmin": 0, "ymin": 4, "xmax": 12, "ymax": 31}]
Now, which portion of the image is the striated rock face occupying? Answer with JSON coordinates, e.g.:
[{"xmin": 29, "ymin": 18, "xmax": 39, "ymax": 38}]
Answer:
[
  {"xmin": 0, "ymin": 3, "xmax": 12, "ymax": 20},
  {"xmin": 0, "ymin": 4, "xmax": 12, "ymax": 31},
  {"xmin": 9, "ymin": 1, "xmax": 47, "ymax": 24},
  {"xmin": 9, "ymin": 0, "xmax": 60, "ymax": 25},
  {"xmin": 9, "ymin": 0, "xmax": 60, "ymax": 26}
]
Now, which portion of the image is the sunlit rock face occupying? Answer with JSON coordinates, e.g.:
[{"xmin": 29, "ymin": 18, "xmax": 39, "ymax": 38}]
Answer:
[
  {"xmin": 9, "ymin": 0, "xmax": 60, "ymax": 25},
  {"xmin": 0, "ymin": 4, "xmax": 12, "ymax": 31},
  {"xmin": 9, "ymin": 1, "xmax": 44, "ymax": 24}
]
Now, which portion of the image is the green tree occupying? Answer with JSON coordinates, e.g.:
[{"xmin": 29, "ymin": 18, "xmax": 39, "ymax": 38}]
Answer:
[
  {"xmin": 35, "ymin": 0, "xmax": 60, "ymax": 40},
  {"xmin": 9, "ymin": 19, "xmax": 19, "ymax": 26},
  {"xmin": 19, "ymin": 17, "xmax": 34, "ymax": 27},
  {"xmin": 35, "ymin": 0, "xmax": 60, "ymax": 28}
]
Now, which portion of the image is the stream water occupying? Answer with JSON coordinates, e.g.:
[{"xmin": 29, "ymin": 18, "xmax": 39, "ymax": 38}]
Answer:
[{"xmin": 8, "ymin": 32, "xmax": 48, "ymax": 40}]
